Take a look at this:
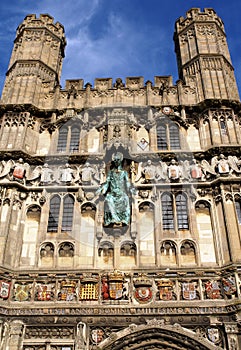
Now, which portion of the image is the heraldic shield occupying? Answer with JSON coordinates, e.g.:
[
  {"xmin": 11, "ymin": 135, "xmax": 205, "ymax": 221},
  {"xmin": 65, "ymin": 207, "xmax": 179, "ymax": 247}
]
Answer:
[
  {"xmin": 134, "ymin": 274, "xmax": 153, "ymax": 303},
  {"xmin": 0, "ymin": 281, "xmax": 11, "ymax": 299},
  {"xmin": 182, "ymin": 282, "xmax": 197, "ymax": 300},
  {"xmin": 157, "ymin": 279, "xmax": 174, "ymax": 301}
]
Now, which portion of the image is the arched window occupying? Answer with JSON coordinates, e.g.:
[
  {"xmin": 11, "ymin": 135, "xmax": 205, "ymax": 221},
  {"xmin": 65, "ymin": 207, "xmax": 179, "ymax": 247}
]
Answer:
[
  {"xmin": 40, "ymin": 242, "xmax": 54, "ymax": 258},
  {"xmin": 160, "ymin": 240, "xmax": 177, "ymax": 265},
  {"xmin": 156, "ymin": 122, "xmax": 180, "ymax": 150},
  {"xmin": 195, "ymin": 200, "xmax": 216, "ymax": 264},
  {"xmin": 176, "ymin": 193, "xmax": 189, "ymax": 229},
  {"xmin": 220, "ymin": 119, "xmax": 228, "ymax": 136},
  {"xmin": 156, "ymin": 125, "xmax": 167, "ymax": 150},
  {"xmin": 47, "ymin": 195, "xmax": 75, "ymax": 233},
  {"xmin": 59, "ymin": 242, "xmax": 74, "ymax": 257},
  {"xmin": 69, "ymin": 126, "xmax": 80, "ymax": 152},
  {"xmin": 180, "ymin": 240, "xmax": 196, "ymax": 265},
  {"xmin": 62, "ymin": 195, "xmax": 74, "ymax": 232},
  {"xmin": 161, "ymin": 192, "xmax": 189, "ymax": 231},
  {"xmin": 161, "ymin": 193, "xmax": 174, "ymax": 230},
  {"xmin": 98, "ymin": 241, "xmax": 114, "ymax": 267},
  {"xmin": 57, "ymin": 127, "xmax": 68, "ymax": 153},
  {"xmin": 169, "ymin": 124, "xmax": 181, "ymax": 149},
  {"xmin": 120, "ymin": 241, "xmax": 137, "ymax": 267},
  {"xmin": 47, "ymin": 196, "xmax": 61, "ymax": 232},
  {"xmin": 235, "ymin": 197, "xmax": 241, "ymax": 224},
  {"xmin": 56, "ymin": 124, "xmax": 81, "ymax": 154}
]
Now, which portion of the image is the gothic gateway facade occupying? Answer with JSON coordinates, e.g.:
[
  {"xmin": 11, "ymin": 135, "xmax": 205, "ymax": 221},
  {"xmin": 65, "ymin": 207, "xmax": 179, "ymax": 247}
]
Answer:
[{"xmin": 0, "ymin": 7, "xmax": 241, "ymax": 350}]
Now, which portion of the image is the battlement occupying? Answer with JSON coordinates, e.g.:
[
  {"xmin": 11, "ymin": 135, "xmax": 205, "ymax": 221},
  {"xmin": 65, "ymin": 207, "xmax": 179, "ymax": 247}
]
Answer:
[
  {"xmin": 16, "ymin": 13, "xmax": 65, "ymax": 39},
  {"xmin": 64, "ymin": 75, "xmax": 173, "ymax": 91},
  {"xmin": 175, "ymin": 7, "xmax": 224, "ymax": 32}
]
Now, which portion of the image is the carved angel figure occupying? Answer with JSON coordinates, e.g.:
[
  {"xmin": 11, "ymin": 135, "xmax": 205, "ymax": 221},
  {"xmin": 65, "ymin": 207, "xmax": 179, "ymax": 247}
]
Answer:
[
  {"xmin": 167, "ymin": 159, "xmax": 182, "ymax": 181},
  {"xmin": 135, "ymin": 160, "xmax": 167, "ymax": 184},
  {"xmin": 79, "ymin": 162, "xmax": 99, "ymax": 185},
  {"xmin": 58, "ymin": 163, "xmax": 78, "ymax": 184},
  {"xmin": 201, "ymin": 157, "xmax": 218, "ymax": 178},
  {"xmin": 26, "ymin": 163, "xmax": 54, "ymax": 185},
  {"xmin": 0, "ymin": 159, "xmax": 15, "ymax": 180},
  {"xmin": 216, "ymin": 154, "xmax": 230, "ymax": 174},
  {"xmin": 189, "ymin": 158, "xmax": 205, "ymax": 180},
  {"xmin": 227, "ymin": 155, "xmax": 241, "ymax": 175}
]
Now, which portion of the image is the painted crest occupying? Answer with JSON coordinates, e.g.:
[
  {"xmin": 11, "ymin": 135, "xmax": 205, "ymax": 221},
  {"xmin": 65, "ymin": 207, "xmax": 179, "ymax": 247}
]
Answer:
[
  {"xmin": 222, "ymin": 276, "xmax": 236, "ymax": 296},
  {"xmin": 91, "ymin": 328, "xmax": 104, "ymax": 344},
  {"xmin": 0, "ymin": 281, "xmax": 11, "ymax": 299},
  {"xmin": 137, "ymin": 138, "xmax": 149, "ymax": 151},
  {"xmin": 109, "ymin": 281, "xmax": 123, "ymax": 300},
  {"xmin": 205, "ymin": 280, "xmax": 221, "ymax": 299},
  {"xmin": 207, "ymin": 327, "xmax": 221, "ymax": 343},
  {"xmin": 134, "ymin": 274, "xmax": 153, "ymax": 303},
  {"xmin": 79, "ymin": 279, "xmax": 99, "ymax": 301},
  {"xmin": 157, "ymin": 279, "xmax": 174, "ymax": 301},
  {"xmin": 58, "ymin": 281, "xmax": 76, "ymax": 301},
  {"xmin": 13, "ymin": 165, "xmax": 25, "ymax": 179},
  {"xmin": 182, "ymin": 282, "xmax": 197, "ymax": 300},
  {"xmin": 36, "ymin": 284, "xmax": 52, "ymax": 301},
  {"xmin": 14, "ymin": 283, "xmax": 30, "ymax": 301},
  {"xmin": 108, "ymin": 270, "xmax": 124, "ymax": 300}
]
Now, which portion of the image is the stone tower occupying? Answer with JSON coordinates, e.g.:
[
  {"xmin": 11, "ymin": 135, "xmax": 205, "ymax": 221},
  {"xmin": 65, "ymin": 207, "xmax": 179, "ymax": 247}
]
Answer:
[
  {"xmin": 174, "ymin": 8, "xmax": 239, "ymax": 101},
  {"xmin": 1, "ymin": 14, "xmax": 66, "ymax": 106}
]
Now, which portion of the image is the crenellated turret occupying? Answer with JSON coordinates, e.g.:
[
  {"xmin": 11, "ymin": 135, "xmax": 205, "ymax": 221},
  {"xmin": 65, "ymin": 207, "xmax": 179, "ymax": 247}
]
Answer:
[
  {"xmin": 174, "ymin": 8, "xmax": 240, "ymax": 102},
  {"xmin": 1, "ymin": 14, "xmax": 66, "ymax": 106}
]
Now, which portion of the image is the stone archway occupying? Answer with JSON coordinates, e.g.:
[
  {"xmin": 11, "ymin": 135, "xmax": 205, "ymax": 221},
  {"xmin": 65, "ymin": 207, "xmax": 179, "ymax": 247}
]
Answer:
[{"xmin": 97, "ymin": 319, "xmax": 223, "ymax": 350}]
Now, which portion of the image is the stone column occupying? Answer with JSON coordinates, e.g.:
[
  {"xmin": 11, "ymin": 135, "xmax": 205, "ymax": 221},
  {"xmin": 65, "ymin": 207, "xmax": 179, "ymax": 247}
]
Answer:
[
  {"xmin": 4, "ymin": 320, "xmax": 24, "ymax": 350},
  {"xmin": 221, "ymin": 188, "xmax": 241, "ymax": 262},
  {"xmin": 225, "ymin": 323, "xmax": 239, "ymax": 350}
]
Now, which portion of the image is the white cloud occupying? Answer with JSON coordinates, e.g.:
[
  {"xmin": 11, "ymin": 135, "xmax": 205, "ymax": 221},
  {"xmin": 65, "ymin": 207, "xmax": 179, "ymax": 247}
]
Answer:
[{"xmin": 61, "ymin": 10, "xmax": 168, "ymax": 86}]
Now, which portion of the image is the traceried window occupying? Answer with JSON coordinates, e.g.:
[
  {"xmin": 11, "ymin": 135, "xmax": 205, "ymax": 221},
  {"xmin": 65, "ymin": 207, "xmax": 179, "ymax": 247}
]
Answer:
[
  {"xmin": 176, "ymin": 193, "xmax": 189, "ymax": 229},
  {"xmin": 56, "ymin": 125, "xmax": 80, "ymax": 153},
  {"xmin": 156, "ymin": 125, "xmax": 167, "ymax": 150},
  {"xmin": 161, "ymin": 193, "xmax": 174, "ymax": 230},
  {"xmin": 156, "ymin": 122, "xmax": 180, "ymax": 150},
  {"xmin": 69, "ymin": 126, "xmax": 80, "ymax": 152},
  {"xmin": 180, "ymin": 240, "xmax": 196, "ymax": 265},
  {"xmin": 57, "ymin": 127, "xmax": 68, "ymax": 153},
  {"xmin": 235, "ymin": 198, "xmax": 241, "ymax": 224},
  {"xmin": 161, "ymin": 192, "xmax": 189, "ymax": 231},
  {"xmin": 160, "ymin": 240, "xmax": 177, "ymax": 265},
  {"xmin": 62, "ymin": 196, "xmax": 75, "ymax": 232},
  {"xmin": 169, "ymin": 124, "xmax": 181, "ymax": 149},
  {"xmin": 47, "ymin": 195, "xmax": 74, "ymax": 233},
  {"xmin": 47, "ymin": 195, "xmax": 61, "ymax": 232}
]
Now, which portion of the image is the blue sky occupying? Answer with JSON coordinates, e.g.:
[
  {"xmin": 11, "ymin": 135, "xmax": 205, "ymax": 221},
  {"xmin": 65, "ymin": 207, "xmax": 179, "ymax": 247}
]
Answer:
[{"xmin": 0, "ymin": 0, "xmax": 241, "ymax": 97}]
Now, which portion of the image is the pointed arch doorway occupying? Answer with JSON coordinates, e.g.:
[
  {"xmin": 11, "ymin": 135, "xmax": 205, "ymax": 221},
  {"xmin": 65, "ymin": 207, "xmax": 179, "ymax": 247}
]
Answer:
[{"xmin": 97, "ymin": 320, "xmax": 222, "ymax": 350}]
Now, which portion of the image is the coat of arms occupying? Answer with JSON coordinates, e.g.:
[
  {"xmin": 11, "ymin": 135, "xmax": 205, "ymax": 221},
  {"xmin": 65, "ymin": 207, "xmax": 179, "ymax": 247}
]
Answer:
[
  {"xmin": 205, "ymin": 280, "xmax": 221, "ymax": 299},
  {"xmin": 79, "ymin": 275, "xmax": 99, "ymax": 301},
  {"xmin": 91, "ymin": 328, "xmax": 104, "ymax": 344},
  {"xmin": 134, "ymin": 274, "xmax": 153, "ymax": 303},
  {"xmin": 222, "ymin": 276, "xmax": 236, "ymax": 296},
  {"xmin": 14, "ymin": 283, "xmax": 30, "ymax": 301},
  {"xmin": 108, "ymin": 270, "xmax": 123, "ymax": 300},
  {"xmin": 58, "ymin": 280, "xmax": 76, "ymax": 301},
  {"xmin": 0, "ymin": 281, "xmax": 11, "ymax": 299},
  {"xmin": 157, "ymin": 279, "xmax": 174, "ymax": 300},
  {"xmin": 36, "ymin": 284, "xmax": 52, "ymax": 301},
  {"xmin": 182, "ymin": 282, "xmax": 197, "ymax": 300},
  {"xmin": 207, "ymin": 327, "xmax": 221, "ymax": 344}
]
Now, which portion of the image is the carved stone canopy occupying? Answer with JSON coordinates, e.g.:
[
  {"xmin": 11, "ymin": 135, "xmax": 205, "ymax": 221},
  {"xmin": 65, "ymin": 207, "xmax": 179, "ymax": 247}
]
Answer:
[{"xmin": 98, "ymin": 321, "xmax": 222, "ymax": 350}]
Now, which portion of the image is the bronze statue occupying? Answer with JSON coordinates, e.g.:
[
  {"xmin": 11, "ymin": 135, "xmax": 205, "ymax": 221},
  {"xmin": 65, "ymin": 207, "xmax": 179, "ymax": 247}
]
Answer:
[{"xmin": 96, "ymin": 152, "xmax": 134, "ymax": 227}]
